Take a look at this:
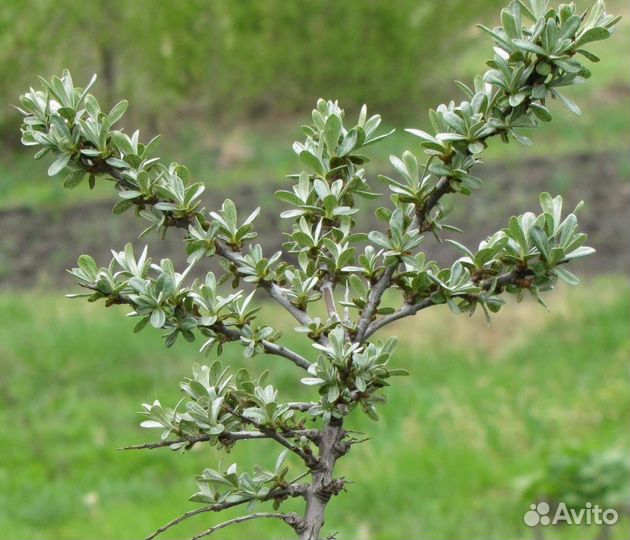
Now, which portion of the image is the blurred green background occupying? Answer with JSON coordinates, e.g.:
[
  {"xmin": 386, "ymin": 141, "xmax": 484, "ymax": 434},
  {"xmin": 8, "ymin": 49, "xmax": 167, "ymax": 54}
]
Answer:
[{"xmin": 0, "ymin": 1, "xmax": 628, "ymax": 539}]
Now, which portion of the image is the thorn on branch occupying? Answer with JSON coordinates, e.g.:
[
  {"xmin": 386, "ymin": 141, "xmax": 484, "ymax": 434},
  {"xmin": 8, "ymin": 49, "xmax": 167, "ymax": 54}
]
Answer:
[{"xmin": 347, "ymin": 436, "xmax": 371, "ymax": 446}]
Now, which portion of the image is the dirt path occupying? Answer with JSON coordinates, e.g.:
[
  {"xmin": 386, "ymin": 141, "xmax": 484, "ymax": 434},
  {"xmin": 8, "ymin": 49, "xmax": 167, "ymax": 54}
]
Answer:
[{"xmin": 1, "ymin": 152, "xmax": 627, "ymax": 288}]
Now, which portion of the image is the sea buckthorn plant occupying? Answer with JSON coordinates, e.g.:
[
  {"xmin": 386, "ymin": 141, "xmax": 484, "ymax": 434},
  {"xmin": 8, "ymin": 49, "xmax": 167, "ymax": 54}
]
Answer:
[{"xmin": 16, "ymin": 1, "xmax": 619, "ymax": 538}]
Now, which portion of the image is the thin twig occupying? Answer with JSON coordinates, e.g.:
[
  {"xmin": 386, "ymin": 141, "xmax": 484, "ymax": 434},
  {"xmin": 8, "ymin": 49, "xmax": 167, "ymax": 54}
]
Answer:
[
  {"xmin": 119, "ymin": 429, "xmax": 320, "ymax": 451},
  {"xmin": 145, "ymin": 485, "xmax": 306, "ymax": 540},
  {"xmin": 286, "ymin": 401, "xmax": 318, "ymax": 412},
  {"xmin": 347, "ymin": 436, "xmax": 371, "ymax": 446},
  {"xmin": 354, "ymin": 263, "xmax": 398, "ymax": 343},
  {"xmin": 190, "ymin": 512, "xmax": 302, "ymax": 540},
  {"xmin": 363, "ymin": 267, "xmax": 536, "ymax": 340},
  {"xmin": 145, "ymin": 501, "xmax": 240, "ymax": 540},
  {"xmin": 225, "ymin": 406, "xmax": 318, "ymax": 467},
  {"xmin": 354, "ymin": 177, "xmax": 450, "ymax": 344},
  {"xmin": 363, "ymin": 298, "xmax": 433, "ymax": 340},
  {"xmin": 211, "ymin": 320, "xmax": 311, "ymax": 370},
  {"xmin": 82, "ymin": 284, "xmax": 311, "ymax": 371},
  {"xmin": 356, "ymin": 88, "xmax": 541, "ymax": 344}
]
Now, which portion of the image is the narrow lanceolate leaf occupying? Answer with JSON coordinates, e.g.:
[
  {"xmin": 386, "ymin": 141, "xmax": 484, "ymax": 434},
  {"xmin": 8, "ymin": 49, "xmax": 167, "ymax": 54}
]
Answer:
[
  {"xmin": 108, "ymin": 100, "xmax": 128, "ymax": 125},
  {"xmin": 554, "ymin": 266, "xmax": 580, "ymax": 285},
  {"xmin": 324, "ymin": 114, "xmax": 342, "ymax": 155},
  {"xmin": 530, "ymin": 226, "xmax": 550, "ymax": 261},
  {"xmin": 552, "ymin": 91, "xmax": 582, "ymax": 115},
  {"xmin": 48, "ymin": 153, "xmax": 71, "ymax": 176},
  {"xmin": 564, "ymin": 246, "xmax": 596, "ymax": 260}
]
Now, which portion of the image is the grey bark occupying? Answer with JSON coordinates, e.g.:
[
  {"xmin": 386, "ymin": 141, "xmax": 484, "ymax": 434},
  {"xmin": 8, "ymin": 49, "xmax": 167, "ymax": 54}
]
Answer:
[{"xmin": 299, "ymin": 420, "xmax": 347, "ymax": 540}]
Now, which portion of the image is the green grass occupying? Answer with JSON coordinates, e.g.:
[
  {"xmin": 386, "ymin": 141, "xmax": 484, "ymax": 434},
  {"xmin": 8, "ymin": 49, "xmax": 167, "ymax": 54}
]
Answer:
[{"xmin": 0, "ymin": 276, "xmax": 628, "ymax": 539}]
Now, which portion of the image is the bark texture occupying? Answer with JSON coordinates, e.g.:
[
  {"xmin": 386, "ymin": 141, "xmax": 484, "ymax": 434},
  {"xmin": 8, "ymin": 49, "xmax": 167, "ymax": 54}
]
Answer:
[{"xmin": 299, "ymin": 420, "xmax": 347, "ymax": 540}]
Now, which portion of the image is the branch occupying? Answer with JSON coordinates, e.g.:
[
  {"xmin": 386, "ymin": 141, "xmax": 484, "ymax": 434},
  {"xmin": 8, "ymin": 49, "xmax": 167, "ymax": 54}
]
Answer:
[
  {"xmin": 354, "ymin": 262, "xmax": 398, "ymax": 343},
  {"xmin": 225, "ymin": 406, "xmax": 318, "ymax": 467},
  {"xmin": 415, "ymin": 176, "xmax": 453, "ymax": 233},
  {"xmin": 84, "ymin": 285, "xmax": 311, "ymax": 371},
  {"xmin": 363, "ymin": 297, "xmax": 433, "ymax": 340},
  {"xmin": 103, "ymin": 164, "xmax": 316, "ymax": 331},
  {"xmin": 267, "ymin": 281, "xmax": 315, "ymax": 328},
  {"xmin": 119, "ymin": 429, "xmax": 320, "ymax": 451},
  {"xmin": 213, "ymin": 240, "xmax": 317, "ymax": 331},
  {"xmin": 210, "ymin": 321, "xmax": 311, "ymax": 371},
  {"xmin": 287, "ymin": 401, "xmax": 318, "ymax": 412},
  {"xmin": 363, "ymin": 267, "xmax": 535, "ymax": 340},
  {"xmin": 190, "ymin": 512, "xmax": 302, "ymax": 540},
  {"xmin": 262, "ymin": 340, "xmax": 312, "ymax": 370},
  {"xmin": 145, "ymin": 485, "xmax": 306, "ymax": 540},
  {"xmin": 356, "ymin": 71, "xmax": 558, "ymax": 342}
]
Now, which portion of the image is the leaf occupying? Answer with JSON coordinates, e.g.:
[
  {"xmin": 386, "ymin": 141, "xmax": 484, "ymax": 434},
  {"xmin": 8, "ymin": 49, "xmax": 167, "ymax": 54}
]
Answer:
[
  {"xmin": 443, "ymin": 111, "xmax": 466, "ymax": 133},
  {"xmin": 150, "ymin": 309, "xmax": 166, "ymax": 328},
  {"xmin": 324, "ymin": 114, "xmax": 342, "ymax": 155},
  {"xmin": 510, "ymin": 129, "xmax": 532, "ymax": 146},
  {"xmin": 140, "ymin": 420, "xmax": 164, "ymax": 429},
  {"xmin": 468, "ymin": 141, "xmax": 485, "ymax": 154},
  {"xmin": 554, "ymin": 266, "xmax": 579, "ymax": 285},
  {"xmin": 363, "ymin": 128, "xmax": 395, "ymax": 147},
  {"xmin": 553, "ymin": 58, "xmax": 582, "ymax": 73},
  {"xmin": 64, "ymin": 170, "xmax": 85, "ymax": 189},
  {"xmin": 445, "ymin": 239, "xmax": 474, "ymax": 259},
  {"xmin": 501, "ymin": 8, "xmax": 519, "ymax": 38},
  {"xmin": 564, "ymin": 246, "xmax": 595, "ymax": 260},
  {"xmin": 275, "ymin": 190, "xmax": 304, "ymax": 206},
  {"xmin": 530, "ymin": 103, "xmax": 552, "ymax": 122},
  {"xmin": 508, "ymin": 215, "xmax": 528, "ymax": 251},
  {"xmin": 275, "ymin": 450, "xmax": 289, "ymax": 473},
  {"xmin": 105, "ymin": 157, "xmax": 130, "ymax": 169},
  {"xmin": 573, "ymin": 27, "xmax": 610, "ymax": 48},
  {"xmin": 338, "ymin": 128, "xmax": 358, "ymax": 156},
  {"xmin": 401, "ymin": 151, "xmax": 418, "ymax": 181},
  {"xmin": 530, "ymin": 226, "xmax": 550, "ymax": 260},
  {"xmin": 405, "ymin": 128, "xmax": 439, "ymax": 144},
  {"xmin": 477, "ymin": 24, "xmax": 516, "ymax": 53},
  {"xmin": 368, "ymin": 231, "xmax": 391, "ymax": 250},
  {"xmin": 301, "ymin": 377, "xmax": 324, "ymax": 386},
  {"xmin": 110, "ymin": 131, "xmax": 134, "ymax": 155},
  {"xmin": 113, "ymin": 199, "xmax": 134, "ymax": 215},
  {"xmin": 299, "ymin": 151, "xmax": 324, "ymax": 174},
  {"xmin": 552, "ymin": 91, "xmax": 581, "ymax": 115},
  {"xmin": 133, "ymin": 317, "xmax": 149, "ymax": 333},
  {"xmin": 78, "ymin": 254, "xmax": 98, "ymax": 275},
  {"xmin": 512, "ymin": 39, "xmax": 547, "ymax": 56},
  {"xmin": 509, "ymin": 92, "xmax": 527, "ymax": 107},
  {"xmin": 576, "ymin": 49, "xmax": 600, "ymax": 63},
  {"xmin": 48, "ymin": 153, "xmax": 71, "ymax": 176},
  {"xmin": 108, "ymin": 100, "xmax": 128, "ymax": 125}
]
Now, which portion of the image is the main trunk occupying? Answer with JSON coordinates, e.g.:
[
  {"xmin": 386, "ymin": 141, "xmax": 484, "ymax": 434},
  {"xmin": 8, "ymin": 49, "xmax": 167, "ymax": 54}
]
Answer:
[{"xmin": 299, "ymin": 420, "xmax": 345, "ymax": 540}]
